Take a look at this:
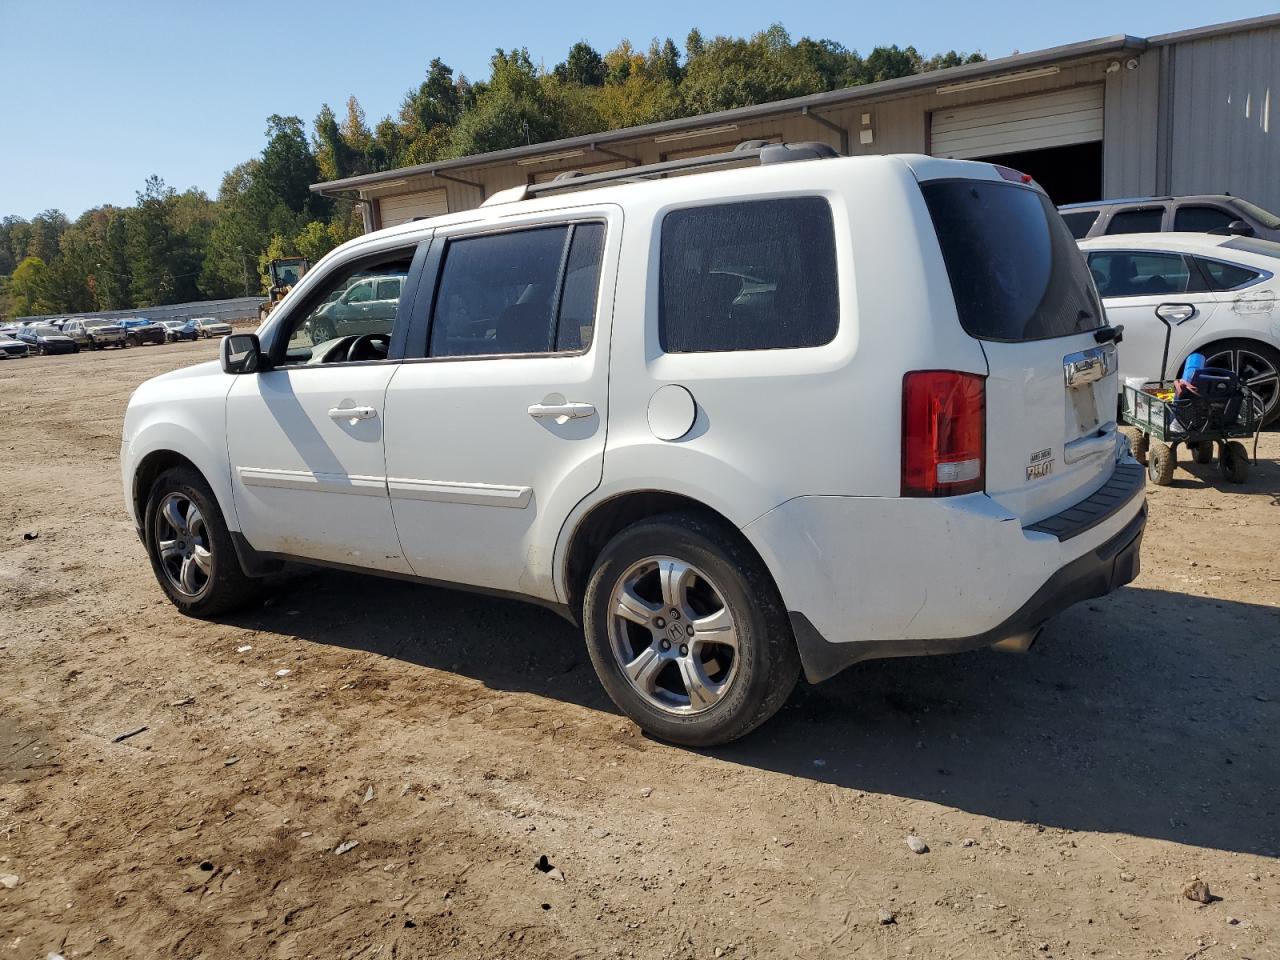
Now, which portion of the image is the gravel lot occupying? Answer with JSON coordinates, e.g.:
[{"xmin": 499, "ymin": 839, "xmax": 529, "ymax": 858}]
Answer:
[{"xmin": 1, "ymin": 340, "xmax": 1278, "ymax": 959}]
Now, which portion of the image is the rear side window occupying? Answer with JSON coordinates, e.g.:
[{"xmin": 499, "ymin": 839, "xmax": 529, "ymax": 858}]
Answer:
[
  {"xmin": 1195, "ymin": 257, "xmax": 1262, "ymax": 290},
  {"xmin": 659, "ymin": 198, "xmax": 838, "ymax": 353},
  {"xmin": 1105, "ymin": 207, "xmax": 1164, "ymax": 234},
  {"xmin": 921, "ymin": 180, "xmax": 1102, "ymax": 341},
  {"xmin": 430, "ymin": 222, "xmax": 605, "ymax": 357},
  {"xmin": 1173, "ymin": 206, "xmax": 1236, "ymax": 233},
  {"xmin": 1087, "ymin": 251, "xmax": 1192, "ymax": 297},
  {"xmin": 1061, "ymin": 210, "xmax": 1099, "ymax": 239}
]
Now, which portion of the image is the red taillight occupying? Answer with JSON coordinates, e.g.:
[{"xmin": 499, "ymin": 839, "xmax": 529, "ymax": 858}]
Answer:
[
  {"xmin": 994, "ymin": 164, "xmax": 1034, "ymax": 185},
  {"xmin": 902, "ymin": 371, "xmax": 986, "ymax": 497}
]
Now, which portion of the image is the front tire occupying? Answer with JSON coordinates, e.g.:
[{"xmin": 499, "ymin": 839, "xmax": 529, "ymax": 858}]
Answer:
[
  {"xmin": 1147, "ymin": 440, "xmax": 1175, "ymax": 485},
  {"xmin": 582, "ymin": 512, "xmax": 800, "ymax": 747},
  {"xmin": 144, "ymin": 466, "xmax": 260, "ymax": 617}
]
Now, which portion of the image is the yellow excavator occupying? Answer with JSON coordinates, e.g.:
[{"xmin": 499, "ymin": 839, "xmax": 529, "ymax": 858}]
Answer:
[{"xmin": 257, "ymin": 257, "xmax": 311, "ymax": 322}]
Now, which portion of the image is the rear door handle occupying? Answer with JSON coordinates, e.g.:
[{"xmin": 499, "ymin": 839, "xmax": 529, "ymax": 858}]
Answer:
[
  {"xmin": 328, "ymin": 405, "xmax": 377, "ymax": 421},
  {"xmin": 527, "ymin": 401, "xmax": 595, "ymax": 420}
]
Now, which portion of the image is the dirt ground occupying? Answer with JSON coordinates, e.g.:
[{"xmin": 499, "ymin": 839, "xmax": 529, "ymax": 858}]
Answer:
[{"xmin": 1, "ymin": 340, "xmax": 1277, "ymax": 960}]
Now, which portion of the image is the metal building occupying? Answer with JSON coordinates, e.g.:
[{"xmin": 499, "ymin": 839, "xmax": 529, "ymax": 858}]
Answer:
[{"xmin": 313, "ymin": 13, "xmax": 1280, "ymax": 227}]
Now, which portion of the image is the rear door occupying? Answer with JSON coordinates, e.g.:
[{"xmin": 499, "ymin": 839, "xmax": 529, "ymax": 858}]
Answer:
[
  {"xmin": 921, "ymin": 176, "xmax": 1122, "ymax": 524},
  {"xmin": 1086, "ymin": 249, "xmax": 1218, "ymax": 385},
  {"xmin": 381, "ymin": 209, "xmax": 618, "ymax": 599}
]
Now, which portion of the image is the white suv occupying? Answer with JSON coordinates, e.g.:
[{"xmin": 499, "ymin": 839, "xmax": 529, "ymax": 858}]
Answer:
[{"xmin": 121, "ymin": 144, "xmax": 1147, "ymax": 746}]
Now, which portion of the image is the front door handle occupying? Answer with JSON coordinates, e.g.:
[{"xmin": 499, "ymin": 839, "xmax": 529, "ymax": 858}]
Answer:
[
  {"xmin": 328, "ymin": 405, "xmax": 377, "ymax": 422},
  {"xmin": 527, "ymin": 401, "xmax": 596, "ymax": 420}
]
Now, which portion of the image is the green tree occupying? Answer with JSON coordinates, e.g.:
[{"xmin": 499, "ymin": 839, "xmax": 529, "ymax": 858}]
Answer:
[
  {"xmin": 448, "ymin": 49, "xmax": 560, "ymax": 156},
  {"xmin": 555, "ymin": 41, "xmax": 607, "ymax": 86},
  {"xmin": 9, "ymin": 256, "xmax": 51, "ymax": 315}
]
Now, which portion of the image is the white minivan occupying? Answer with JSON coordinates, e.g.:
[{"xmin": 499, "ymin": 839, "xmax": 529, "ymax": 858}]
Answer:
[{"xmin": 121, "ymin": 143, "xmax": 1146, "ymax": 746}]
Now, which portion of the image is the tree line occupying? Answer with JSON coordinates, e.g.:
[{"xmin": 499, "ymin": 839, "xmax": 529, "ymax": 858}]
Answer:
[{"xmin": 0, "ymin": 25, "xmax": 982, "ymax": 318}]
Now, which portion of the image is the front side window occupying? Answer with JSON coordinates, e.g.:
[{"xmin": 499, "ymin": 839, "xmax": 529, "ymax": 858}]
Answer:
[
  {"xmin": 1087, "ymin": 251, "xmax": 1192, "ymax": 298},
  {"xmin": 277, "ymin": 250, "xmax": 414, "ymax": 365},
  {"xmin": 429, "ymin": 222, "xmax": 604, "ymax": 358},
  {"xmin": 1105, "ymin": 207, "xmax": 1165, "ymax": 234},
  {"xmin": 1173, "ymin": 205, "xmax": 1235, "ymax": 233},
  {"xmin": 659, "ymin": 198, "xmax": 838, "ymax": 353}
]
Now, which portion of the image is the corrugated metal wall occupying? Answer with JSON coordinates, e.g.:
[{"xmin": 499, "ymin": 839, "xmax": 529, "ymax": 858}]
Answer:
[
  {"xmin": 1103, "ymin": 53, "xmax": 1161, "ymax": 198},
  {"xmin": 1165, "ymin": 23, "xmax": 1280, "ymax": 212}
]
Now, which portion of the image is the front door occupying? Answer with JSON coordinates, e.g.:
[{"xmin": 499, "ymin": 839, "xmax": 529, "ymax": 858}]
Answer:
[
  {"xmin": 383, "ymin": 211, "xmax": 618, "ymax": 600},
  {"xmin": 226, "ymin": 243, "xmax": 421, "ymax": 572},
  {"xmin": 1087, "ymin": 249, "xmax": 1217, "ymax": 384}
]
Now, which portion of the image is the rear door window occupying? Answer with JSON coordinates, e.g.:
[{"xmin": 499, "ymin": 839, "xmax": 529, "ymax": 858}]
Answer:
[
  {"xmin": 921, "ymin": 180, "xmax": 1102, "ymax": 341},
  {"xmin": 1086, "ymin": 251, "xmax": 1192, "ymax": 297},
  {"xmin": 659, "ymin": 198, "xmax": 839, "ymax": 353},
  {"xmin": 1105, "ymin": 207, "xmax": 1165, "ymax": 234},
  {"xmin": 1173, "ymin": 205, "xmax": 1236, "ymax": 233},
  {"xmin": 1061, "ymin": 210, "xmax": 1099, "ymax": 239}
]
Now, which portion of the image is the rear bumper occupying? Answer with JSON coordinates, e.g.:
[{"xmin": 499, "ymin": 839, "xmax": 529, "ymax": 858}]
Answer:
[
  {"xmin": 789, "ymin": 503, "xmax": 1145, "ymax": 681},
  {"xmin": 743, "ymin": 458, "xmax": 1147, "ymax": 683}
]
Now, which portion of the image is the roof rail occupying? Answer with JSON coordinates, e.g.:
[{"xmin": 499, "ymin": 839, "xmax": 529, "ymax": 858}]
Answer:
[{"xmin": 480, "ymin": 140, "xmax": 841, "ymax": 207}]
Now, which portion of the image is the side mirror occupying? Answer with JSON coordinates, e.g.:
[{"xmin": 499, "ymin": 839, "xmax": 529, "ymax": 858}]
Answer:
[
  {"xmin": 221, "ymin": 333, "xmax": 264, "ymax": 374},
  {"xmin": 1227, "ymin": 219, "xmax": 1254, "ymax": 237}
]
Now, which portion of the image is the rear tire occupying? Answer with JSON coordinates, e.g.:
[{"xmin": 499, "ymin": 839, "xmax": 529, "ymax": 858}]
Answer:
[
  {"xmin": 143, "ymin": 466, "xmax": 261, "ymax": 617},
  {"xmin": 1147, "ymin": 441, "xmax": 1175, "ymax": 485},
  {"xmin": 582, "ymin": 512, "xmax": 801, "ymax": 747},
  {"xmin": 1219, "ymin": 440, "xmax": 1250, "ymax": 484},
  {"xmin": 1199, "ymin": 338, "xmax": 1280, "ymax": 426}
]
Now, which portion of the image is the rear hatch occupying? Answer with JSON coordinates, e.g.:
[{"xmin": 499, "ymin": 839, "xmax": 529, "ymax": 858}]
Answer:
[{"xmin": 920, "ymin": 173, "xmax": 1121, "ymax": 525}]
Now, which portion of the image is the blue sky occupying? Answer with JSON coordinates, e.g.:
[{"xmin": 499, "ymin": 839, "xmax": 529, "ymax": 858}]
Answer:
[{"xmin": 2, "ymin": 0, "xmax": 1274, "ymax": 219}]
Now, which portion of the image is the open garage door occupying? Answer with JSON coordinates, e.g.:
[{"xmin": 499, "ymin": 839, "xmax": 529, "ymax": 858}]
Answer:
[
  {"xmin": 930, "ymin": 86, "xmax": 1104, "ymax": 204},
  {"xmin": 377, "ymin": 189, "xmax": 448, "ymax": 227}
]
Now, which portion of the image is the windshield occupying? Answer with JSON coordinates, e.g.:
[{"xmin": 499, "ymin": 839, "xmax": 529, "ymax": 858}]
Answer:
[
  {"xmin": 1232, "ymin": 199, "xmax": 1280, "ymax": 230},
  {"xmin": 921, "ymin": 179, "xmax": 1104, "ymax": 342}
]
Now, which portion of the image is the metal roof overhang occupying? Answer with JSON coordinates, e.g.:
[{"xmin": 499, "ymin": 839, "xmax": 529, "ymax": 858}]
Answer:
[{"xmin": 311, "ymin": 32, "xmax": 1147, "ymax": 198}]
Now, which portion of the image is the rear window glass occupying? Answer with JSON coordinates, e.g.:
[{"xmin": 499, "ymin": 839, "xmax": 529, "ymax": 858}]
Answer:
[
  {"xmin": 921, "ymin": 180, "xmax": 1103, "ymax": 342},
  {"xmin": 1105, "ymin": 207, "xmax": 1164, "ymax": 234},
  {"xmin": 659, "ymin": 198, "xmax": 839, "ymax": 353},
  {"xmin": 1061, "ymin": 210, "xmax": 1099, "ymax": 239}
]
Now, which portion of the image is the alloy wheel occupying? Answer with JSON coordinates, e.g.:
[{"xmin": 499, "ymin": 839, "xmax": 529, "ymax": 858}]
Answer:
[
  {"xmin": 1203, "ymin": 345, "xmax": 1279, "ymax": 421},
  {"xmin": 607, "ymin": 557, "xmax": 740, "ymax": 715},
  {"xmin": 154, "ymin": 492, "xmax": 212, "ymax": 597}
]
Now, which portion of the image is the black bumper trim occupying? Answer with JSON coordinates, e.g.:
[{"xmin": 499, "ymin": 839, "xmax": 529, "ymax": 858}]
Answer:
[
  {"xmin": 1026, "ymin": 462, "xmax": 1144, "ymax": 541},
  {"xmin": 791, "ymin": 502, "xmax": 1147, "ymax": 683}
]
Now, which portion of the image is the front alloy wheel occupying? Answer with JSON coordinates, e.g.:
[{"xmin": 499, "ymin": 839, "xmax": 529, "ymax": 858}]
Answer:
[
  {"xmin": 154, "ymin": 492, "xmax": 212, "ymax": 598},
  {"xmin": 608, "ymin": 557, "xmax": 739, "ymax": 714}
]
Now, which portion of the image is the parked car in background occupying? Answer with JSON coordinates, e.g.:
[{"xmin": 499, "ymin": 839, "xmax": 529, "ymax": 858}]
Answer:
[
  {"xmin": 1079, "ymin": 232, "xmax": 1280, "ymax": 423},
  {"xmin": 124, "ymin": 147, "xmax": 1146, "ymax": 746},
  {"xmin": 63, "ymin": 318, "xmax": 127, "ymax": 350},
  {"xmin": 188, "ymin": 317, "xmax": 233, "ymax": 338},
  {"xmin": 117, "ymin": 318, "xmax": 167, "ymax": 346},
  {"xmin": 1062, "ymin": 195, "xmax": 1280, "ymax": 241},
  {"xmin": 304, "ymin": 274, "xmax": 403, "ymax": 342},
  {"xmin": 0, "ymin": 334, "xmax": 30, "ymax": 359},
  {"xmin": 162, "ymin": 320, "xmax": 200, "ymax": 342},
  {"xmin": 17, "ymin": 324, "xmax": 79, "ymax": 355}
]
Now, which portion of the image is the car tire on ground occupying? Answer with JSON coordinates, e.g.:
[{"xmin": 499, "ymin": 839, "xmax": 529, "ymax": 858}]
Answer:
[
  {"xmin": 143, "ymin": 466, "xmax": 261, "ymax": 618},
  {"xmin": 1219, "ymin": 440, "xmax": 1250, "ymax": 484},
  {"xmin": 1200, "ymin": 338, "xmax": 1280, "ymax": 426},
  {"xmin": 1147, "ymin": 440, "xmax": 1175, "ymax": 485},
  {"xmin": 582, "ymin": 511, "xmax": 801, "ymax": 748}
]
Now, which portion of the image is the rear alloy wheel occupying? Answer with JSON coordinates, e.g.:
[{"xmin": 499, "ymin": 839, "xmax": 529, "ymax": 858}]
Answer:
[
  {"xmin": 144, "ymin": 467, "xmax": 260, "ymax": 617},
  {"xmin": 583, "ymin": 512, "xmax": 800, "ymax": 747},
  {"xmin": 1201, "ymin": 340, "xmax": 1280, "ymax": 425}
]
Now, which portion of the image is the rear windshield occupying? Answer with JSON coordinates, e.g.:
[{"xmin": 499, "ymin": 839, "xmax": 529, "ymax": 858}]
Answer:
[
  {"xmin": 922, "ymin": 180, "xmax": 1104, "ymax": 342},
  {"xmin": 1221, "ymin": 236, "xmax": 1280, "ymax": 260}
]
